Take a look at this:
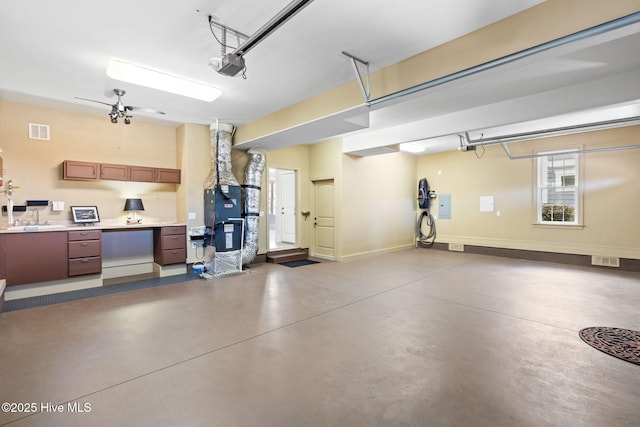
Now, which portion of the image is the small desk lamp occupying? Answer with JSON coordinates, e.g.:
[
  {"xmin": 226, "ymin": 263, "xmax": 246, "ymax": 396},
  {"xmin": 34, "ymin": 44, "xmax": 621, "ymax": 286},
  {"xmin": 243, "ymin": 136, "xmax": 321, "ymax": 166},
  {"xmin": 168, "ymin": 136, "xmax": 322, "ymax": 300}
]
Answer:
[{"xmin": 124, "ymin": 198, "xmax": 144, "ymax": 224}]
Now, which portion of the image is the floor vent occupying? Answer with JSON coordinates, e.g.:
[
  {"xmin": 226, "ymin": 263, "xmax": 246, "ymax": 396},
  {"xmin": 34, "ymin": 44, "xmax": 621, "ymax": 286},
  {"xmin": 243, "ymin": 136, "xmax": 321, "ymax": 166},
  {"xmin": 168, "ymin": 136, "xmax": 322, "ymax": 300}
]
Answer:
[
  {"xmin": 448, "ymin": 243, "xmax": 464, "ymax": 252},
  {"xmin": 29, "ymin": 123, "xmax": 50, "ymax": 140},
  {"xmin": 591, "ymin": 256, "xmax": 620, "ymax": 268}
]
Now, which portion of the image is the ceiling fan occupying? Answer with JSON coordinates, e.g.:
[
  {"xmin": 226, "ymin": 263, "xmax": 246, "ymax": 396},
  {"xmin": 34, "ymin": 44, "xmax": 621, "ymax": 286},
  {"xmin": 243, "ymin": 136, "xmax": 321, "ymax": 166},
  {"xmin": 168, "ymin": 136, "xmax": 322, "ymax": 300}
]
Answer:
[{"xmin": 75, "ymin": 89, "xmax": 165, "ymax": 124}]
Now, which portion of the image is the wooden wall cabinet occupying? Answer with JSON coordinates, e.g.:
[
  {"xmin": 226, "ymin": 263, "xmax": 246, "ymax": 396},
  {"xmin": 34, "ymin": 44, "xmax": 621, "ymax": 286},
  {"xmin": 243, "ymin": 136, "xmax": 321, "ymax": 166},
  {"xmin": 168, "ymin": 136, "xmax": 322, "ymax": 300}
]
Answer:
[
  {"xmin": 155, "ymin": 168, "xmax": 181, "ymax": 184},
  {"xmin": 153, "ymin": 226, "xmax": 186, "ymax": 265},
  {"xmin": 130, "ymin": 166, "xmax": 155, "ymax": 182},
  {"xmin": 64, "ymin": 161, "xmax": 180, "ymax": 184},
  {"xmin": 63, "ymin": 160, "xmax": 99, "ymax": 180},
  {"xmin": 5, "ymin": 232, "xmax": 68, "ymax": 285},
  {"xmin": 100, "ymin": 163, "xmax": 129, "ymax": 181},
  {"xmin": 68, "ymin": 230, "xmax": 102, "ymax": 276}
]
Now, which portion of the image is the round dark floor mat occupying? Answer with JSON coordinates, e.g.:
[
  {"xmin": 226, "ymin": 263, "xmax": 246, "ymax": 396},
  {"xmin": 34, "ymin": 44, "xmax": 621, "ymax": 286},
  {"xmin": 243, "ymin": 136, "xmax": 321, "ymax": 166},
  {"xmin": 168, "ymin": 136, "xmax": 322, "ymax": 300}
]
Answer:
[{"xmin": 579, "ymin": 327, "xmax": 640, "ymax": 366}]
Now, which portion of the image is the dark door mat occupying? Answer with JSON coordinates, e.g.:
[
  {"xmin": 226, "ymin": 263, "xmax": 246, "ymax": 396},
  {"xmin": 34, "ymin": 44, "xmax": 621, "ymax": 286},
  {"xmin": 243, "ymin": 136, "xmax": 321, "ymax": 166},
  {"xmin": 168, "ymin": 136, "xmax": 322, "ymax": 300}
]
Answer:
[
  {"xmin": 579, "ymin": 327, "xmax": 640, "ymax": 365},
  {"xmin": 279, "ymin": 259, "xmax": 320, "ymax": 268}
]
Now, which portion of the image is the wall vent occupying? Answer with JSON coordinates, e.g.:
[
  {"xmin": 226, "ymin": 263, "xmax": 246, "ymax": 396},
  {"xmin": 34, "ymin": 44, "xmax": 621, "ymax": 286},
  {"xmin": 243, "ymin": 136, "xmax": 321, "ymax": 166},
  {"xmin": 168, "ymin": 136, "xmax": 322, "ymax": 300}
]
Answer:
[
  {"xmin": 448, "ymin": 243, "xmax": 464, "ymax": 252},
  {"xmin": 591, "ymin": 255, "xmax": 620, "ymax": 268},
  {"xmin": 29, "ymin": 123, "xmax": 50, "ymax": 140}
]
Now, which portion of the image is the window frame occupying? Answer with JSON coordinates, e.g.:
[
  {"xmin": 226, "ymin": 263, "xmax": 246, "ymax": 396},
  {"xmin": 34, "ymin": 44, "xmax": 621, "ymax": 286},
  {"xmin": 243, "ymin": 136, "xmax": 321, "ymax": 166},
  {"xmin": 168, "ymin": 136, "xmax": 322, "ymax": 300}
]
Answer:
[{"xmin": 535, "ymin": 149, "xmax": 582, "ymax": 226}]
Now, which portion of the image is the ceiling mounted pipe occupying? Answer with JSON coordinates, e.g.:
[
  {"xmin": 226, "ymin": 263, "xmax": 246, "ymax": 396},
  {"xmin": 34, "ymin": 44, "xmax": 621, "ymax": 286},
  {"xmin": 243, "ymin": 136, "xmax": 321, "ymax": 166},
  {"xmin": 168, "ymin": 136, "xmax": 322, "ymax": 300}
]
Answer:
[
  {"xmin": 367, "ymin": 11, "xmax": 640, "ymax": 109},
  {"xmin": 500, "ymin": 142, "xmax": 640, "ymax": 160},
  {"xmin": 467, "ymin": 115, "xmax": 640, "ymax": 146}
]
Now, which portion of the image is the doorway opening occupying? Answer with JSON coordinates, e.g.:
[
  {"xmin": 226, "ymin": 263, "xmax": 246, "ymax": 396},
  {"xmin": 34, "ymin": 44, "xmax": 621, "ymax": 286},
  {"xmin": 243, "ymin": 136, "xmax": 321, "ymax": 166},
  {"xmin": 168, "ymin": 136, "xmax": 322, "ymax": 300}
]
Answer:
[{"xmin": 268, "ymin": 168, "xmax": 297, "ymax": 251}]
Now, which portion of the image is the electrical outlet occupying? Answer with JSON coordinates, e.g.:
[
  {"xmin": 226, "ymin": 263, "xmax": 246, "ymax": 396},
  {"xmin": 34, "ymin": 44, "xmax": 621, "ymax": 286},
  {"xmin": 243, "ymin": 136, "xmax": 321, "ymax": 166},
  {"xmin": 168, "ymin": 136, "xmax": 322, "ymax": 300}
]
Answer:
[
  {"xmin": 591, "ymin": 255, "xmax": 620, "ymax": 267},
  {"xmin": 448, "ymin": 243, "xmax": 464, "ymax": 252}
]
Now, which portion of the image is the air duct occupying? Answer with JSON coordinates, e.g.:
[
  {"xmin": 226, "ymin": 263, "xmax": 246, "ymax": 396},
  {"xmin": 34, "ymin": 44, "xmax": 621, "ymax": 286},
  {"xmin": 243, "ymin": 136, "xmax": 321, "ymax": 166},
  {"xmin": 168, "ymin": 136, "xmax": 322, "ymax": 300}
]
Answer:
[
  {"xmin": 215, "ymin": 123, "xmax": 240, "ymax": 187},
  {"xmin": 203, "ymin": 122, "xmax": 243, "ymax": 276},
  {"xmin": 242, "ymin": 148, "xmax": 267, "ymax": 265},
  {"xmin": 202, "ymin": 124, "xmax": 267, "ymax": 272}
]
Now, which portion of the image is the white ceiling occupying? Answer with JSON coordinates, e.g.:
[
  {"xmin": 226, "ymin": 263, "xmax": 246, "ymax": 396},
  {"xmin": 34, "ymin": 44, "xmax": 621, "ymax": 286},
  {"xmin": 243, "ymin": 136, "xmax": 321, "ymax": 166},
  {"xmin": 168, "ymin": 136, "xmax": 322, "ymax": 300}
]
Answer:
[{"xmin": 1, "ymin": 1, "xmax": 639, "ymax": 154}]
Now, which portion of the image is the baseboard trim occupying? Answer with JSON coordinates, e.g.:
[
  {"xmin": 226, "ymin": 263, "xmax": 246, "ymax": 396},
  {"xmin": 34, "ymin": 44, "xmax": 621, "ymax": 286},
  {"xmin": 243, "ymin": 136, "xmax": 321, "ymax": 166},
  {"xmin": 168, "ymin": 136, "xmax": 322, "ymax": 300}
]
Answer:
[
  {"xmin": 431, "ymin": 242, "xmax": 640, "ymax": 272},
  {"xmin": 341, "ymin": 244, "xmax": 415, "ymax": 262}
]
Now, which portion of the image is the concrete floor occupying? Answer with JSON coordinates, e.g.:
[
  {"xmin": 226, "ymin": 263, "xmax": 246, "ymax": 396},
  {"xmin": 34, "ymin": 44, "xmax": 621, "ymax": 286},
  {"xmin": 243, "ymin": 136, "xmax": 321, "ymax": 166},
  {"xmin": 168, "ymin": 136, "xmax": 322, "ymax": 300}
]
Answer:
[{"xmin": 0, "ymin": 249, "xmax": 639, "ymax": 427}]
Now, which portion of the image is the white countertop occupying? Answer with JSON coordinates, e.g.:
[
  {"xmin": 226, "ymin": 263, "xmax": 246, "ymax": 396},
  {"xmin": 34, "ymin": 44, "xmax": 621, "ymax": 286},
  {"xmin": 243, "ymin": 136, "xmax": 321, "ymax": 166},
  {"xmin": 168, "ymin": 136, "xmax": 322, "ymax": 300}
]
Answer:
[{"xmin": 0, "ymin": 222, "xmax": 186, "ymax": 234}]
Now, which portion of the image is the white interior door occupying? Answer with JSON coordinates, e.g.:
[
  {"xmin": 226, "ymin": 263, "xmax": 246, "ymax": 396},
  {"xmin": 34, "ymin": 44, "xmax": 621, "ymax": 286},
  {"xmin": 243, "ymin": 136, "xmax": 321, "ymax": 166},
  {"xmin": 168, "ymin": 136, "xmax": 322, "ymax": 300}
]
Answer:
[
  {"xmin": 269, "ymin": 168, "xmax": 297, "ymax": 250},
  {"xmin": 280, "ymin": 170, "xmax": 296, "ymax": 243},
  {"xmin": 313, "ymin": 179, "xmax": 335, "ymax": 258}
]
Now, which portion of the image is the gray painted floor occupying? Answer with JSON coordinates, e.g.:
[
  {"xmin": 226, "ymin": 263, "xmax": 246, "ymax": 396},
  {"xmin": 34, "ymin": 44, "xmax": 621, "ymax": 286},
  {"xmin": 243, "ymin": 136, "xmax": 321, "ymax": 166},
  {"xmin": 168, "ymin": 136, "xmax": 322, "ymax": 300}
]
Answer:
[{"xmin": 1, "ymin": 249, "xmax": 639, "ymax": 426}]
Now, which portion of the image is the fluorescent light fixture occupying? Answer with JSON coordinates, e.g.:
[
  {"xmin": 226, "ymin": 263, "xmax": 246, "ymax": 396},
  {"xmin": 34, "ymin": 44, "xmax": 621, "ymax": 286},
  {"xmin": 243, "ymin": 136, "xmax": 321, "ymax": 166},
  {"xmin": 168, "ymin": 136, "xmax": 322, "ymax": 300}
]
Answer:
[
  {"xmin": 107, "ymin": 59, "xmax": 222, "ymax": 102},
  {"xmin": 399, "ymin": 142, "xmax": 426, "ymax": 153}
]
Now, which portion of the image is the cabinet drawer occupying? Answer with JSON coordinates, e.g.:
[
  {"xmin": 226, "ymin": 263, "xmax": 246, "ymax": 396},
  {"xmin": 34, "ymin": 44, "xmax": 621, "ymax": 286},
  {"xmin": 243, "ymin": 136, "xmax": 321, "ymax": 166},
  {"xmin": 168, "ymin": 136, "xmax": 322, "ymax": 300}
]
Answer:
[
  {"xmin": 161, "ymin": 248, "xmax": 186, "ymax": 265},
  {"xmin": 162, "ymin": 234, "xmax": 186, "ymax": 250},
  {"xmin": 68, "ymin": 240, "xmax": 101, "ymax": 258},
  {"xmin": 160, "ymin": 226, "xmax": 186, "ymax": 236},
  {"xmin": 68, "ymin": 230, "xmax": 101, "ymax": 241},
  {"xmin": 68, "ymin": 257, "xmax": 102, "ymax": 276}
]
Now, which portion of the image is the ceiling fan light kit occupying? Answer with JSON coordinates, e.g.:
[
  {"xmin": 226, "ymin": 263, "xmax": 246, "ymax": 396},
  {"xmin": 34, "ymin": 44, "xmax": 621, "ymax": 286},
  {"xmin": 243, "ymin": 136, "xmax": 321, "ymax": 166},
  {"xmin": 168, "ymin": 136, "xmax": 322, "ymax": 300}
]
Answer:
[{"xmin": 75, "ymin": 88, "xmax": 164, "ymax": 125}]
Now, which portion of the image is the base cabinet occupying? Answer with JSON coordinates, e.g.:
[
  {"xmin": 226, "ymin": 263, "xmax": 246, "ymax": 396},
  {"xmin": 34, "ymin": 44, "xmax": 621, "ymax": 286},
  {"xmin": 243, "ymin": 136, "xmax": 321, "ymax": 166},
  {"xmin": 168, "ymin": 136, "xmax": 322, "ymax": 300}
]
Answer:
[
  {"xmin": 6, "ymin": 232, "xmax": 68, "ymax": 285},
  {"xmin": 153, "ymin": 226, "xmax": 186, "ymax": 265},
  {"xmin": 3, "ymin": 225, "xmax": 185, "ymax": 288},
  {"xmin": 68, "ymin": 230, "xmax": 102, "ymax": 276}
]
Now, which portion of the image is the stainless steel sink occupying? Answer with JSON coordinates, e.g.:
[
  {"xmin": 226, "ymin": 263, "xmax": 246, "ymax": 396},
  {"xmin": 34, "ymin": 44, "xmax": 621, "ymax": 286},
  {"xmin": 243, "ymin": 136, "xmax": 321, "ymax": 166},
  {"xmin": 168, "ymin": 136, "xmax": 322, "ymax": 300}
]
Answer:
[{"xmin": 5, "ymin": 224, "xmax": 66, "ymax": 231}]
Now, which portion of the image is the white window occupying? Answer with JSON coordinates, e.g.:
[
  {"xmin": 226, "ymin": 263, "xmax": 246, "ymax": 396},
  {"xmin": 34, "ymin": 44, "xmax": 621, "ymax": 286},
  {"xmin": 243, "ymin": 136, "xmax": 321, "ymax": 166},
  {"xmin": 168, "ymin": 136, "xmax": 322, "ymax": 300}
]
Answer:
[{"xmin": 537, "ymin": 150, "xmax": 579, "ymax": 224}]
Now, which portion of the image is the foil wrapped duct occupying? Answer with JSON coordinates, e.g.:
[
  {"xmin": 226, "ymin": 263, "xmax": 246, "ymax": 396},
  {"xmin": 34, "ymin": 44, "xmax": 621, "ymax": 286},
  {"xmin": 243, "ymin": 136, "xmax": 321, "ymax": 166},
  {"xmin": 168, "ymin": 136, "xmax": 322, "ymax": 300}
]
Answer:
[
  {"xmin": 203, "ymin": 127, "xmax": 218, "ymax": 190},
  {"xmin": 241, "ymin": 148, "xmax": 267, "ymax": 265},
  {"xmin": 202, "ymin": 245, "xmax": 215, "ymax": 274},
  {"xmin": 204, "ymin": 122, "xmax": 241, "ymax": 274},
  {"xmin": 214, "ymin": 122, "xmax": 239, "ymax": 187},
  {"xmin": 214, "ymin": 249, "xmax": 243, "ymax": 277}
]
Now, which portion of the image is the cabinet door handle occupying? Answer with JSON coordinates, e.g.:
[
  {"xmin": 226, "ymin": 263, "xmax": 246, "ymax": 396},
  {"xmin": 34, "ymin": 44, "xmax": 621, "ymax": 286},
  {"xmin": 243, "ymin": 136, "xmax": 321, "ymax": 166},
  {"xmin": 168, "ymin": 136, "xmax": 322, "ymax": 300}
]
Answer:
[
  {"xmin": 81, "ymin": 259, "xmax": 89, "ymax": 263},
  {"xmin": 81, "ymin": 242, "xmax": 89, "ymax": 246}
]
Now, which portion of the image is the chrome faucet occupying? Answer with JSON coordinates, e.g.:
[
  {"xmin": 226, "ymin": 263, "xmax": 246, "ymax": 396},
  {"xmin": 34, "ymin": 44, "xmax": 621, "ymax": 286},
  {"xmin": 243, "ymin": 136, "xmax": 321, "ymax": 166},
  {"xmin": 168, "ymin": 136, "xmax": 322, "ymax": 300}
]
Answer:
[{"xmin": 31, "ymin": 208, "xmax": 40, "ymax": 225}]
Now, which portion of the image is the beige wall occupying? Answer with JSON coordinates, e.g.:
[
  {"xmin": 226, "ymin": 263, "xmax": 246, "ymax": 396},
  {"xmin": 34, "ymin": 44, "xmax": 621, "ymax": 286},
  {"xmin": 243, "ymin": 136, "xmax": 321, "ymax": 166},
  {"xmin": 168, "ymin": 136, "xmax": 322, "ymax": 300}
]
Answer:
[
  {"xmin": 0, "ymin": 100, "xmax": 178, "ymax": 226},
  {"xmin": 176, "ymin": 123, "xmax": 210, "ymax": 263},
  {"xmin": 417, "ymin": 126, "xmax": 640, "ymax": 259},
  {"xmin": 340, "ymin": 151, "xmax": 417, "ymax": 260},
  {"xmin": 266, "ymin": 139, "xmax": 418, "ymax": 261},
  {"xmin": 263, "ymin": 127, "xmax": 639, "ymax": 262},
  {"xmin": 2, "ymin": 106, "xmax": 637, "ymax": 264}
]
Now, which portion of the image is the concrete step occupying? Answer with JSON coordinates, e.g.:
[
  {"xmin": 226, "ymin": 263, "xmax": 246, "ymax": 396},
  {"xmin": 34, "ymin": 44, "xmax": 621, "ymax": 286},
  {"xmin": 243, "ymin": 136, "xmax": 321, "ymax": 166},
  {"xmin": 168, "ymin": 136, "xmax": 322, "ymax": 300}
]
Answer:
[{"xmin": 266, "ymin": 248, "xmax": 309, "ymax": 263}]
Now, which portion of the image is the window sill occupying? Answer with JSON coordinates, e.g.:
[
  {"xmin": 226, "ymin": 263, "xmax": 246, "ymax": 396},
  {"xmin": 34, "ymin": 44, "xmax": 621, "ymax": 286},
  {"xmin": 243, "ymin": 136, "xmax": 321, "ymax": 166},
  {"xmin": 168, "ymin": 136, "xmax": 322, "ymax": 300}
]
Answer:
[{"xmin": 533, "ymin": 223, "xmax": 584, "ymax": 230}]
